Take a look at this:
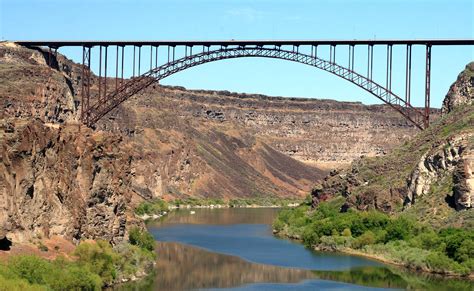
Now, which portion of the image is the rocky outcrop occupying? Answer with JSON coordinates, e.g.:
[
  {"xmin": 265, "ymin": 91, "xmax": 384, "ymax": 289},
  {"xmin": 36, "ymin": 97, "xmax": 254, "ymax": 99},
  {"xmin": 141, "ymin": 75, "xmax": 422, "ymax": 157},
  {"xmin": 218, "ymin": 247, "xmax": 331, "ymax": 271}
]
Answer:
[
  {"xmin": 0, "ymin": 43, "xmax": 80, "ymax": 123},
  {"xmin": 0, "ymin": 120, "xmax": 137, "ymax": 244},
  {"xmin": 453, "ymin": 143, "xmax": 474, "ymax": 210},
  {"xmin": 442, "ymin": 62, "xmax": 473, "ymax": 114},
  {"xmin": 405, "ymin": 133, "xmax": 473, "ymax": 210}
]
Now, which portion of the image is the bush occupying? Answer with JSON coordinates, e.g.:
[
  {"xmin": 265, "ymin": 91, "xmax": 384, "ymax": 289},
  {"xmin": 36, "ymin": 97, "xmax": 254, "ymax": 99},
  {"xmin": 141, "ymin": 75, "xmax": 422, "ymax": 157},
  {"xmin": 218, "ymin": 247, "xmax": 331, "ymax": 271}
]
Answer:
[
  {"xmin": 73, "ymin": 240, "xmax": 118, "ymax": 285},
  {"xmin": 135, "ymin": 199, "xmax": 169, "ymax": 216},
  {"xmin": 385, "ymin": 217, "xmax": 415, "ymax": 242},
  {"xmin": 7, "ymin": 255, "xmax": 51, "ymax": 285},
  {"xmin": 341, "ymin": 228, "xmax": 352, "ymax": 237},
  {"xmin": 0, "ymin": 274, "xmax": 46, "ymax": 291},
  {"xmin": 352, "ymin": 231, "xmax": 376, "ymax": 249},
  {"xmin": 129, "ymin": 227, "xmax": 155, "ymax": 252},
  {"xmin": 440, "ymin": 228, "xmax": 474, "ymax": 263},
  {"xmin": 1, "ymin": 255, "xmax": 102, "ymax": 290},
  {"xmin": 114, "ymin": 243, "xmax": 155, "ymax": 277},
  {"xmin": 272, "ymin": 218, "xmax": 285, "ymax": 232},
  {"xmin": 426, "ymin": 252, "xmax": 457, "ymax": 273}
]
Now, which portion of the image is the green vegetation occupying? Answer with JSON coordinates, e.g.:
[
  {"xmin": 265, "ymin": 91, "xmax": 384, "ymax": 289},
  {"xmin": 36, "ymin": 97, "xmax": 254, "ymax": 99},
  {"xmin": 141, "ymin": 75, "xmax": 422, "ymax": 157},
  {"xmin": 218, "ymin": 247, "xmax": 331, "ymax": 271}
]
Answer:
[
  {"xmin": 172, "ymin": 197, "xmax": 226, "ymax": 207},
  {"xmin": 129, "ymin": 227, "xmax": 156, "ymax": 252},
  {"xmin": 228, "ymin": 197, "xmax": 302, "ymax": 207},
  {"xmin": 0, "ymin": 230, "xmax": 156, "ymax": 290},
  {"xmin": 135, "ymin": 198, "xmax": 169, "ymax": 216},
  {"xmin": 274, "ymin": 201, "xmax": 474, "ymax": 276},
  {"xmin": 169, "ymin": 196, "xmax": 303, "ymax": 208}
]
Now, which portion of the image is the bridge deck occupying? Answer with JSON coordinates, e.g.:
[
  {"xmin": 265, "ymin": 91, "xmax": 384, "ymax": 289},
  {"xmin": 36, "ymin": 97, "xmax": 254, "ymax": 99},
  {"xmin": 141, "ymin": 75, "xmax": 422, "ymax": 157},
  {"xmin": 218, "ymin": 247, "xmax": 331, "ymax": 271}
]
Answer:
[{"xmin": 13, "ymin": 39, "xmax": 474, "ymax": 48}]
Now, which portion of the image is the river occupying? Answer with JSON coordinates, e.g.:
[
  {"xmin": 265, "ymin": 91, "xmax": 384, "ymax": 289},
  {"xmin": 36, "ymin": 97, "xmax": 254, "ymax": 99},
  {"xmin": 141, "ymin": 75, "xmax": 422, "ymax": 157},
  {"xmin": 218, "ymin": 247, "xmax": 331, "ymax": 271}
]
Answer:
[{"xmin": 118, "ymin": 208, "xmax": 473, "ymax": 290}]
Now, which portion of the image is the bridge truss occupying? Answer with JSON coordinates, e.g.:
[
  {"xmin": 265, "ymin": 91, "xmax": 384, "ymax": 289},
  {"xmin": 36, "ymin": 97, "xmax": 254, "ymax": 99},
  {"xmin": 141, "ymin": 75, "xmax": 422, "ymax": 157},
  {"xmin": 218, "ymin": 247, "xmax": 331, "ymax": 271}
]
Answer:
[{"xmin": 17, "ymin": 39, "xmax": 474, "ymax": 129}]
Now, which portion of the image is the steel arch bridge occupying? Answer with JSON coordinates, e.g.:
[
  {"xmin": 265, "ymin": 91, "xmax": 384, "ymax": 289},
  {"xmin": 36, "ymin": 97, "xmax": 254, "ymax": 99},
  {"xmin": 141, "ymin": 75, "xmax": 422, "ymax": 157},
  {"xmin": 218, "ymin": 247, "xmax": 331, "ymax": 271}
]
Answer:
[{"xmin": 17, "ymin": 39, "xmax": 474, "ymax": 129}]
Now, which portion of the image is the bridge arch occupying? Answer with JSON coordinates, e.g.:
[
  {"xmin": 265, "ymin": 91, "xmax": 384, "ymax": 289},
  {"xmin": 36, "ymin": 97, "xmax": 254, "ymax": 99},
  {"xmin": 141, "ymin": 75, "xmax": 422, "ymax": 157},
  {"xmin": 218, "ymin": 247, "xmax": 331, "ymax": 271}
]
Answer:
[{"xmin": 82, "ymin": 46, "xmax": 425, "ymax": 129}]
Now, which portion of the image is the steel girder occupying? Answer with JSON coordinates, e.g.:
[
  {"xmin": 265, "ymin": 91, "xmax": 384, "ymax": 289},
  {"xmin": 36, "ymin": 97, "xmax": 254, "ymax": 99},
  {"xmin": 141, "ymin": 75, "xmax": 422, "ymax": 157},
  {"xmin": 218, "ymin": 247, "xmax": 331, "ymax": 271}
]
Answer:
[{"xmin": 82, "ymin": 46, "xmax": 426, "ymax": 129}]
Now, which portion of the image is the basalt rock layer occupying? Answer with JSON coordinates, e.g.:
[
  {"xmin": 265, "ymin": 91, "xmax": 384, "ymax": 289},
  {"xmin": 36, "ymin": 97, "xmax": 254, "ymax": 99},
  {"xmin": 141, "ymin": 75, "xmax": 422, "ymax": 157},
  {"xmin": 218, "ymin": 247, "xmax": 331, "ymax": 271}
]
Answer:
[{"xmin": 1, "ymin": 43, "xmax": 420, "ymax": 242}]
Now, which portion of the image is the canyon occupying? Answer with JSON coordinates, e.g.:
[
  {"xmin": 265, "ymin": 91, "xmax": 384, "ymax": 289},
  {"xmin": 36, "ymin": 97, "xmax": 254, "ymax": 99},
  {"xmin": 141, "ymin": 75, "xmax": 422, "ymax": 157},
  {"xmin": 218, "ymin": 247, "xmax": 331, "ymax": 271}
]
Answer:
[{"xmin": 1, "ymin": 42, "xmax": 423, "ymax": 244}]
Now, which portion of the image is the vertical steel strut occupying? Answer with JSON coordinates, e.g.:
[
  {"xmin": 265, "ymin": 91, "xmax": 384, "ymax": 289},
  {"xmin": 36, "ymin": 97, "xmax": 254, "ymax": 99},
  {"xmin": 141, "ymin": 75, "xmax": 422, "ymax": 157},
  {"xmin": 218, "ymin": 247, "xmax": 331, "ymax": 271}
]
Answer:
[
  {"xmin": 367, "ymin": 45, "xmax": 373, "ymax": 80},
  {"xmin": 138, "ymin": 46, "xmax": 141, "ymax": 75},
  {"xmin": 133, "ymin": 46, "xmax": 136, "ymax": 77},
  {"xmin": 115, "ymin": 46, "xmax": 119, "ymax": 91},
  {"xmin": 425, "ymin": 45, "xmax": 432, "ymax": 128},
  {"xmin": 150, "ymin": 46, "xmax": 153, "ymax": 71},
  {"xmin": 98, "ymin": 46, "xmax": 102, "ymax": 102},
  {"xmin": 104, "ymin": 46, "xmax": 108, "ymax": 96},
  {"xmin": 81, "ymin": 46, "xmax": 91, "ymax": 124},
  {"xmin": 405, "ymin": 45, "xmax": 412, "ymax": 107},
  {"xmin": 121, "ymin": 46, "xmax": 124, "ymax": 85},
  {"xmin": 386, "ymin": 44, "xmax": 392, "ymax": 93}
]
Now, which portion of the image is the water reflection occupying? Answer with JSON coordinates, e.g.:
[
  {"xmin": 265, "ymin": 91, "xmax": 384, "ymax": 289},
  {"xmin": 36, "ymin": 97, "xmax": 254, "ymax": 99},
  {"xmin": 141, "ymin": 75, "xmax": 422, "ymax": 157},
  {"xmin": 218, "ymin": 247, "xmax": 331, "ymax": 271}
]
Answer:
[
  {"xmin": 313, "ymin": 267, "xmax": 474, "ymax": 291},
  {"xmin": 152, "ymin": 242, "xmax": 316, "ymax": 290},
  {"xmin": 149, "ymin": 208, "xmax": 280, "ymax": 226}
]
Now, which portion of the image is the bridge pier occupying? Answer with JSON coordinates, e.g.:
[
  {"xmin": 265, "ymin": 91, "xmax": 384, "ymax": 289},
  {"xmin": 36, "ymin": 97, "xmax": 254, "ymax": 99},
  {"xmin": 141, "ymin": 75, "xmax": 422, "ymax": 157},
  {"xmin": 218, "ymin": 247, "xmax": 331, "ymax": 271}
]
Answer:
[{"xmin": 425, "ymin": 45, "xmax": 432, "ymax": 128}]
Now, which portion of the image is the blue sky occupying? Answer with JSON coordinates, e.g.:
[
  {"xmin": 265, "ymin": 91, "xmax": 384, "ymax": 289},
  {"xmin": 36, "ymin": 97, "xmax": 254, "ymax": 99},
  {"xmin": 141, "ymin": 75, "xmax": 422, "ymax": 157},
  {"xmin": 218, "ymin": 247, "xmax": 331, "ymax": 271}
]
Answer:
[{"xmin": 1, "ymin": 0, "xmax": 473, "ymax": 107}]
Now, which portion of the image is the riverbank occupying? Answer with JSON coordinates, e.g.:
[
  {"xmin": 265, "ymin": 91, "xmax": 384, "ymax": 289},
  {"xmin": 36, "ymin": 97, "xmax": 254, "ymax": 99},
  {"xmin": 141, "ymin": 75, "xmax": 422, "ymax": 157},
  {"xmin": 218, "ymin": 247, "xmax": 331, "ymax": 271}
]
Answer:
[
  {"xmin": 135, "ymin": 197, "xmax": 302, "ymax": 221},
  {"xmin": 275, "ymin": 231, "xmax": 474, "ymax": 280},
  {"xmin": 0, "ymin": 229, "xmax": 156, "ymax": 289},
  {"xmin": 273, "ymin": 203, "xmax": 474, "ymax": 279}
]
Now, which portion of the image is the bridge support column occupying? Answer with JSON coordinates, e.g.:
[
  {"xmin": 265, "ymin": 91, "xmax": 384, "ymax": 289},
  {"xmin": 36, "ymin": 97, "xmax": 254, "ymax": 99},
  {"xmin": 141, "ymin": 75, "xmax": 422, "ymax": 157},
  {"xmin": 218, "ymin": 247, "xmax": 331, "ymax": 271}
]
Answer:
[
  {"xmin": 367, "ymin": 45, "xmax": 373, "ymax": 81},
  {"xmin": 424, "ymin": 45, "xmax": 432, "ymax": 128},
  {"xmin": 81, "ymin": 46, "xmax": 91, "ymax": 124},
  {"xmin": 405, "ymin": 45, "xmax": 412, "ymax": 107}
]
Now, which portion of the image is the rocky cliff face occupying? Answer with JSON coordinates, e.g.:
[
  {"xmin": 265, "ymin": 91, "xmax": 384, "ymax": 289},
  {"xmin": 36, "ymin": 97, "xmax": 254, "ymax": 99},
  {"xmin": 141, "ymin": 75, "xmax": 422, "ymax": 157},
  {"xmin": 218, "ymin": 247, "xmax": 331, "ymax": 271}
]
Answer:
[
  {"xmin": 106, "ymin": 85, "xmax": 418, "ymax": 169},
  {"xmin": 442, "ymin": 62, "xmax": 474, "ymax": 114},
  {"xmin": 1, "ymin": 120, "xmax": 137, "ymax": 244},
  {"xmin": 0, "ymin": 43, "xmax": 422, "ymax": 243},
  {"xmin": 405, "ymin": 133, "xmax": 473, "ymax": 210}
]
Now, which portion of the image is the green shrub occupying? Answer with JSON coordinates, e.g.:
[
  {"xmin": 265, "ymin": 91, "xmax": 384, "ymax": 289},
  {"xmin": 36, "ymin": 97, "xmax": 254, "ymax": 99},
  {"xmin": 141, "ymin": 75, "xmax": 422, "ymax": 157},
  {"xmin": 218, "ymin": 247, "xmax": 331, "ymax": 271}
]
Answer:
[
  {"xmin": 302, "ymin": 223, "xmax": 321, "ymax": 247},
  {"xmin": 114, "ymin": 243, "xmax": 155, "ymax": 277},
  {"xmin": 129, "ymin": 227, "xmax": 155, "ymax": 252},
  {"xmin": 135, "ymin": 199, "xmax": 169, "ymax": 216},
  {"xmin": 73, "ymin": 240, "xmax": 118, "ymax": 285},
  {"xmin": 0, "ymin": 274, "xmax": 46, "ymax": 291},
  {"xmin": 426, "ymin": 252, "xmax": 457, "ymax": 273},
  {"xmin": 7, "ymin": 255, "xmax": 51, "ymax": 285},
  {"xmin": 341, "ymin": 228, "xmax": 352, "ymax": 237},
  {"xmin": 1, "ymin": 255, "xmax": 102, "ymax": 291},
  {"xmin": 352, "ymin": 231, "xmax": 376, "ymax": 249},
  {"xmin": 272, "ymin": 218, "xmax": 285, "ymax": 232},
  {"xmin": 440, "ymin": 228, "xmax": 474, "ymax": 262},
  {"xmin": 385, "ymin": 217, "xmax": 415, "ymax": 242}
]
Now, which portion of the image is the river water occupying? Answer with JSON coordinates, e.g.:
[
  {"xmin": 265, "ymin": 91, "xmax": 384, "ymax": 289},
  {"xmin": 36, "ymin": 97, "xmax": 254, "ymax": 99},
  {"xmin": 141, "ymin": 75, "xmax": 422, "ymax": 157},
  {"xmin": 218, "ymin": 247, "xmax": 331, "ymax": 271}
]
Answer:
[{"xmin": 119, "ymin": 208, "xmax": 473, "ymax": 290}]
